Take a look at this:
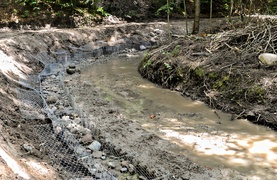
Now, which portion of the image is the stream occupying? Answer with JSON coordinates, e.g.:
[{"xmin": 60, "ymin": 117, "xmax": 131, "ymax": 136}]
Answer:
[{"xmin": 78, "ymin": 53, "xmax": 277, "ymax": 179}]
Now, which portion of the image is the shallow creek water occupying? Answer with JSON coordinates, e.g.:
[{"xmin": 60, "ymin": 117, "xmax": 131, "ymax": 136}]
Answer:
[{"xmin": 80, "ymin": 54, "xmax": 277, "ymax": 179}]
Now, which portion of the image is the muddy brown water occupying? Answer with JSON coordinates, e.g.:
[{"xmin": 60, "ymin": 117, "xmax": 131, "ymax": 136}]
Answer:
[{"xmin": 80, "ymin": 53, "xmax": 277, "ymax": 179}]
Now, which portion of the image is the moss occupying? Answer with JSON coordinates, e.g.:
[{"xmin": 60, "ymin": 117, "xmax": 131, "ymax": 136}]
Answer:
[
  {"xmin": 246, "ymin": 86, "xmax": 266, "ymax": 103},
  {"xmin": 194, "ymin": 67, "xmax": 204, "ymax": 79},
  {"xmin": 143, "ymin": 59, "xmax": 152, "ymax": 69},
  {"xmin": 208, "ymin": 72, "xmax": 218, "ymax": 79},
  {"xmin": 213, "ymin": 75, "xmax": 230, "ymax": 90}
]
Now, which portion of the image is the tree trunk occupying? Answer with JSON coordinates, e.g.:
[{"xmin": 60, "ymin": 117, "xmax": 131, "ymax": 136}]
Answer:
[
  {"xmin": 167, "ymin": 0, "xmax": 172, "ymax": 42},
  {"xmin": 209, "ymin": 0, "xmax": 212, "ymax": 32},
  {"xmin": 184, "ymin": 0, "xmax": 188, "ymax": 35},
  {"xmin": 192, "ymin": 0, "xmax": 200, "ymax": 34},
  {"xmin": 229, "ymin": 0, "xmax": 234, "ymax": 22}
]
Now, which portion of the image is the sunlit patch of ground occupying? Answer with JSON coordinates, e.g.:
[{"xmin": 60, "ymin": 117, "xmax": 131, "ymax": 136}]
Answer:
[{"xmin": 159, "ymin": 123, "xmax": 277, "ymax": 178}]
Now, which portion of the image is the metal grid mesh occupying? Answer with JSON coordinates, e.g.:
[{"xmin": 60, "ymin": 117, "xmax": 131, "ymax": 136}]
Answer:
[
  {"xmin": 16, "ymin": 51, "xmax": 170, "ymax": 179},
  {"xmin": 17, "ymin": 88, "xmax": 46, "ymax": 120},
  {"xmin": 18, "ymin": 75, "xmax": 40, "ymax": 90},
  {"xmin": 33, "ymin": 124, "xmax": 118, "ymax": 179}
]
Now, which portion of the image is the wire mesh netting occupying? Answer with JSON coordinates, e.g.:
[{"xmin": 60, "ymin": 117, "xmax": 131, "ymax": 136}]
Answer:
[
  {"xmin": 34, "ymin": 124, "xmax": 118, "ymax": 179},
  {"xmin": 17, "ymin": 88, "xmax": 46, "ymax": 120},
  {"xmin": 15, "ymin": 50, "xmax": 169, "ymax": 179}
]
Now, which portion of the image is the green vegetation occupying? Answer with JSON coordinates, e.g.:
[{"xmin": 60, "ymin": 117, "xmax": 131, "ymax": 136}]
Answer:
[
  {"xmin": 161, "ymin": 44, "xmax": 181, "ymax": 57},
  {"xmin": 14, "ymin": 0, "xmax": 107, "ymax": 18},
  {"xmin": 155, "ymin": 1, "xmax": 175, "ymax": 16},
  {"xmin": 213, "ymin": 75, "xmax": 230, "ymax": 90},
  {"xmin": 268, "ymin": 0, "xmax": 277, "ymax": 14},
  {"xmin": 143, "ymin": 59, "xmax": 152, "ymax": 69},
  {"xmin": 194, "ymin": 67, "xmax": 204, "ymax": 79},
  {"xmin": 164, "ymin": 62, "xmax": 172, "ymax": 70}
]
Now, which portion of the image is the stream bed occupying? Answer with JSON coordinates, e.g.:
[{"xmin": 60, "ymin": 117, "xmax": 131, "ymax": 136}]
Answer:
[{"xmin": 73, "ymin": 53, "xmax": 277, "ymax": 179}]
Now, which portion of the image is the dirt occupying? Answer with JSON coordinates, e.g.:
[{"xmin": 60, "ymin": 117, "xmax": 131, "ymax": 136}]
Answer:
[
  {"xmin": 0, "ymin": 20, "xmax": 183, "ymax": 179},
  {"xmin": 0, "ymin": 16, "xmax": 275, "ymax": 179},
  {"xmin": 139, "ymin": 17, "xmax": 277, "ymax": 130}
]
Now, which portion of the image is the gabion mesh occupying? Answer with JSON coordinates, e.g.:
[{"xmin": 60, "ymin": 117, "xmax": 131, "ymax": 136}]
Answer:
[
  {"xmin": 32, "ymin": 51, "xmax": 57, "ymax": 65},
  {"xmin": 17, "ymin": 51, "xmax": 170, "ymax": 179},
  {"xmin": 18, "ymin": 74, "xmax": 40, "ymax": 90},
  {"xmin": 34, "ymin": 124, "xmax": 118, "ymax": 179},
  {"xmin": 17, "ymin": 88, "xmax": 45, "ymax": 120}
]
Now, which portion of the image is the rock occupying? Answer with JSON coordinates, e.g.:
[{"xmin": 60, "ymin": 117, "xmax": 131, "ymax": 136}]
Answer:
[
  {"xmin": 46, "ymin": 95, "xmax": 58, "ymax": 104},
  {"xmin": 75, "ymin": 146, "xmax": 89, "ymax": 157},
  {"xmin": 62, "ymin": 115, "xmax": 70, "ymax": 121},
  {"xmin": 92, "ymin": 151, "xmax": 103, "ymax": 158},
  {"xmin": 66, "ymin": 68, "xmax": 76, "ymax": 75},
  {"xmin": 90, "ymin": 168, "xmax": 97, "ymax": 176},
  {"xmin": 108, "ymin": 161, "xmax": 116, "ymax": 169},
  {"xmin": 121, "ymin": 161, "xmax": 129, "ymax": 167},
  {"xmin": 83, "ymin": 41, "xmax": 107, "ymax": 51},
  {"xmin": 83, "ymin": 81, "xmax": 92, "ymax": 87},
  {"xmin": 139, "ymin": 45, "xmax": 146, "ymax": 50},
  {"xmin": 101, "ymin": 155, "xmax": 106, "ymax": 160},
  {"xmin": 51, "ymin": 86, "xmax": 59, "ymax": 92},
  {"xmin": 22, "ymin": 144, "xmax": 32, "ymax": 152},
  {"xmin": 88, "ymin": 140, "xmax": 101, "ymax": 151},
  {"xmin": 102, "ymin": 171, "xmax": 115, "ymax": 179},
  {"xmin": 66, "ymin": 63, "xmax": 80, "ymax": 75},
  {"xmin": 150, "ymin": 32, "xmax": 156, "ymax": 37},
  {"xmin": 75, "ymin": 67, "xmax": 81, "ymax": 74},
  {"xmin": 120, "ymin": 167, "xmax": 128, "ymax": 173},
  {"xmin": 80, "ymin": 134, "xmax": 93, "ymax": 144},
  {"xmin": 181, "ymin": 172, "xmax": 190, "ymax": 180},
  {"xmin": 154, "ymin": 29, "xmax": 163, "ymax": 34},
  {"xmin": 128, "ymin": 164, "xmax": 135, "ymax": 175},
  {"xmin": 92, "ymin": 48, "xmax": 103, "ymax": 57},
  {"xmin": 77, "ymin": 126, "xmax": 91, "ymax": 136},
  {"xmin": 68, "ymin": 63, "xmax": 76, "ymax": 68},
  {"xmin": 103, "ymin": 46, "xmax": 116, "ymax": 55},
  {"xmin": 258, "ymin": 53, "xmax": 277, "ymax": 66},
  {"xmin": 95, "ymin": 172, "xmax": 102, "ymax": 179}
]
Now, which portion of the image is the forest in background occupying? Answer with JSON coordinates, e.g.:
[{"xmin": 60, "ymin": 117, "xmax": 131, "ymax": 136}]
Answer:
[{"xmin": 0, "ymin": 0, "xmax": 276, "ymax": 29}]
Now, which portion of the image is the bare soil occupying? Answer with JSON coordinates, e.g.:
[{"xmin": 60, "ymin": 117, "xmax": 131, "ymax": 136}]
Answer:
[{"xmin": 0, "ymin": 17, "xmax": 275, "ymax": 179}]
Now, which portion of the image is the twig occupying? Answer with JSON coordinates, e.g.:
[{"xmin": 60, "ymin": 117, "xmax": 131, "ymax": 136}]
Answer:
[
  {"xmin": 255, "ymin": 114, "xmax": 261, "ymax": 122},
  {"xmin": 235, "ymin": 110, "xmax": 245, "ymax": 119},
  {"xmin": 213, "ymin": 110, "xmax": 221, "ymax": 119}
]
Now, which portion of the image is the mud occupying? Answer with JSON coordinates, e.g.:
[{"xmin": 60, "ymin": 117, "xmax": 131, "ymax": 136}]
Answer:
[
  {"xmin": 74, "ymin": 53, "xmax": 277, "ymax": 179},
  {"xmin": 0, "ymin": 21, "xmax": 171, "ymax": 179},
  {"xmin": 0, "ymin": 18, "xmax": 273, "ymax": 179}
]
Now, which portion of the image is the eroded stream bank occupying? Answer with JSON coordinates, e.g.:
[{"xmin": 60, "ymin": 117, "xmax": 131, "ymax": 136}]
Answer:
[
  {"xmin": 0, "ymin": 19, "xmax": 275, "ymax": 179},
  {"xmin": 69, "ymin": 53, "xmax": 277, "ymax": 179}
]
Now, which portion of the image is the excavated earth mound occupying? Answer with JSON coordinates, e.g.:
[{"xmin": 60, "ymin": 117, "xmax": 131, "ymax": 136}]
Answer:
[{"xmin": 139, "ymin": 18, "xmax": 277, "ymax": 130}]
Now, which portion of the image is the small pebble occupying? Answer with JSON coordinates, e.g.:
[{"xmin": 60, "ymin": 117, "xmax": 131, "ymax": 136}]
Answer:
[
  {"xmin": 101, "ymin": 155, "xmax": 106, "ymax": 160},
  {"xmin": 22, "ymin": 144, "xmax": 32, "ymax": 152},
  {"xmin": 108, "ymin": 162, "xmax": 116, "ymax": 169},
  {"xmin": 120, "ymin": 167, "xmax": 128, "ymax": 173}
]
